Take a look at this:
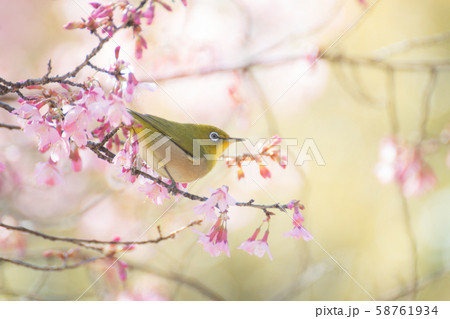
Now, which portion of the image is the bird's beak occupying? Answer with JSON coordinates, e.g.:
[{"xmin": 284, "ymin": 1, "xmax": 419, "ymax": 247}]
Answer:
[{"xmin": 227, "ymin": 137, "xmax": 245, "ymax": 142}]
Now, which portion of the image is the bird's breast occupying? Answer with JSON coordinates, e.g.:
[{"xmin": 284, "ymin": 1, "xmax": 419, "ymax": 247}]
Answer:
[{"xmin": 138, "ymin": 136, "xmax": 213, "ymax": 182}]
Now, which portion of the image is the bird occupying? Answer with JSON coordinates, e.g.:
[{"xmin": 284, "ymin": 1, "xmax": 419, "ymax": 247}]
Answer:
[{"xmin": 128, "ymin": 109, "xmax": 243, "ymax": 187}]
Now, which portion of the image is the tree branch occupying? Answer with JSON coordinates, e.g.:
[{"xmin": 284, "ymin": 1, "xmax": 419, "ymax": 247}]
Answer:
[
  {"xmin": 0, "ymin": 256, "xmax": 105, "ymax": 272},
  {"xmin": 0, "ymin": 123, "xmax": 20, "ymax": 130},
  {"xmin": 0, "ymin": 219, "xmax": 203, "ymax": 246}
]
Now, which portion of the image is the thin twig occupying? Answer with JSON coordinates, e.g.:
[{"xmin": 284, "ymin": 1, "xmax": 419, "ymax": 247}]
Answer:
[
  {"xmin": 0, "ymin": 256, "xmax": 105, "ymax": 272},
  {"xmin": 0, "ymin": 220, "xmax": 203, "ymax": 246},
  {"xmin": 0, "ymin": 123, "xmax": 21, "ymax": 130},
  {"xmin": 400, "ymin": 192, "xmax": 418, "ymax": 300},
  {"xmin": 418, "ymin": 68, "xmax": 438, "ymax": 142},
  {"xmin": 0, "ymin": 101, "xmax": 15, "ymax": 112},
  {"xmin": 373, "ymin": 30, "xmax": 450, "ymax": 59},
  {"xmin": 386, "ymin": 67, "xmax": 399, "ymax": 135}
]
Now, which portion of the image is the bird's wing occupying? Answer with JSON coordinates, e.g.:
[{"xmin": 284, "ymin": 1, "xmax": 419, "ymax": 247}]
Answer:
[{"xmin": 127, "ymin": 109, "xmax": 196, "ymax": 158}]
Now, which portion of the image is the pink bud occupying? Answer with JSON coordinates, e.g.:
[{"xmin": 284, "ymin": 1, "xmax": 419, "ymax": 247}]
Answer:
[
  {"xmin": 259, "ymin": 165, "xmax": 271, "ymax": 179},
  {"xmin": 115, "ymin": 46, "xmax": 121, "ymax": 60},
  {"xmin": 89, "ymin": 2, "xmax": 101, "ymax": 9},
  {"xmin": 142, "ymin": 3, "xmax": 155, "ymax": 25}
]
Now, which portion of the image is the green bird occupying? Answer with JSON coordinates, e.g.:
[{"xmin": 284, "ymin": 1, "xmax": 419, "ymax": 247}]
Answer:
[{"xmin": 128, "ymin": 109, "xmax": 243, "ymax": 183}]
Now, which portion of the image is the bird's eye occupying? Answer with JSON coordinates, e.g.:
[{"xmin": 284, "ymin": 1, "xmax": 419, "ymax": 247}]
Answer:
[{"xmin": 209, "ymin": 131, "xmax": 220, "ymax": 142}]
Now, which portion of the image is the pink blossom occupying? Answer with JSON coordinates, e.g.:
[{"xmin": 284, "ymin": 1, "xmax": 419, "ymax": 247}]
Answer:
[
  {"xmin": 259, "ymin": 165, "xmax": 271, "ymax": 179},
  {"xmin": 194, "ymin": 201, "xmax": 217, "ymax": 222},
  {"xmin": 34, "ymin": 161, "xmax": 64, "ymax": 186},
  {"xmin": 107, "ymin": 95, "xmax": 133, "ymax": 127},
  {"xmin": 23, "ymin": 121, "xmax": 61, "ymax": 153},
  {"xmin": 138, "ymin": 180, "xmax": 171, "ymax": 205},
  {"xmin": 284, "ymin": 226, "xmax": 313, "ymax": 241},
  {"xmin": 286, "ymin": 199, "xmax": 305, "ymax": 212},
  {"xmin": 116, "ymin": 260, "xmax": 128, "ymax": 281},
  {"xmin": 194, "ymin": 185, "xmax": 236, "ymax": 221},
  {"xmin": 48, "ymin": 137, "xmax": 70, "ymax": 162},
  {"xmin": 70, "ymin": 147, "xmax": 82, "ymax": 172},
  {"xmin": 83, "ymin": 87, "xmax": 112, "ymax": 121},
  {"xmin": 63, "ymin": 105, "xmax": 93, "ymax": 147},
  {"xmin": 238, "ymin": 228, "xmax": 273, "ymax": 260},
  {"xmin": 375, "ymin": 136, "xmax": 436, "ymax": 197},
  {"xmin": 113, "ymin": 149, "xmax": 132, "ymax": 168},
  {"xmin": 284, "ymin": 200, "xmax": 312, "ymax": 241},
  {"xmin": 124, "ymin": 73, "xmax": 139, "ymax": 103},
  {"xmin": 209, "ymin": 185, "xmax": 236, "ymax": 212},
  {"xmin": 0, "ymin": 162, "xmax": 5, "ymax": 173},
  {"xmin": 195, "ymin": 213, "xmax": 230, "ymax": 257},
  {"xmin": 63, "ymin": 21, "xmax": 86, "ymax": 30},
  {"xmin": 252, "ymin": 231, "xmax": 273, "ymax": 260},
  {"xmin": 123, "ymin": 74, "xmax": 157, "ymax": 103},
  {"xmin": 12, "ymin": 103, "xmax": 41, "ymax": 121},
  {"xmin": 135, "ymin": 35, "xmax": 147, "ymax": 59},
  {"xmin": 358, "ymin": 0, "xmax": 368, "ymax": 7},
  {"xmin": 142, "ymin": 3, "xmax": 155, "ymax": 25}
]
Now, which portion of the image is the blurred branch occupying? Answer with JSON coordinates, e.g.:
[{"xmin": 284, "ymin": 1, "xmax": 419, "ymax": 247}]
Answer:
[
  {"xmin": 246, "ymin": 69, "xmax": 280, "ymax": 135},
  {"xmin": 386, "ymin": 67, "xmax": 399, "ymax": 135},
  {"xmin": 418, "ymin": 68, "xmax": 438, "ymax": 143},
  {"xmin": 323, "ymin": 53, "xmax": 450, "ymax": 71},
  {"xmin": 0, "ymin": 0, "xmax": 151, "ymax": 96},
  {"xmin": 249, "ymin": 0, "xmax": 345, "ymax": 57},
  {"xmin": 143, "ymin": 52, "xmax": 450, "ymax": 84},
  {"xmin": 0, "ymin": 101, "xmax": 14, "ymax": 112},
  {"xmin": 334, "ymin": 62, "xmax": 384, "ymax": 108},
  {"xmin": 0, "ymin": 219, "xmax": 202, "ymax": 247},
  {"xmin": 0, "ymin": 123, "xmax": 20, "ymax": 130},
  {"xmin": 382, "ymin": 266, "xmax": 450, "ymax": 300},
  {"xmin": 0, "ymin": 256, "xmax": 105, "ymax": 272},
  {"xmin": 399, "ymin": 192, "xmax": 418, "ymax": 300},
  {"xmin": 131, "ymin": 263, "xmax": 225, "ymax": 301},
  {"xmin": 373, "ymin": 30, "xmax": 450, "ymax": 59}
]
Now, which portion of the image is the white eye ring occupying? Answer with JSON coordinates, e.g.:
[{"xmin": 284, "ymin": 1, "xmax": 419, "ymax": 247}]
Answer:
[{"xmin": 209, "ymin": 131, "xmax": 220, "ymax": 142}]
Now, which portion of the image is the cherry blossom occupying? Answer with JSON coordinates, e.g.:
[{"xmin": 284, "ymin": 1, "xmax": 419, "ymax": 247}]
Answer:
[
  {"xmin": 238, "ymin": 228, "xmax": 273, "ymax": 260},
  {"xmin": 138, "ymin": 179, "xmax": 171, "ymax": 205},
  {"xmin": 252, "ymin": 230, "xmax": 273, "ymax": 260},
  {"xmin": 34, "ymin": 160, "xmax": 64, "ymax": 186},
  {"xmin": 107, "ymin": 94, "xmax": 133, "ymax": 127},
  {"xmin": 70, "ymin": 146, "xmax": 83, "ymax": 172},
  {"xmin": 284, "ymin": 200, "xmax": 312, "ymax": 241},
  {"xmin": 62, "ymin": 105, "xmax": 93, "ymax": 147},
  {"xmin": 225, "ymin": 135, "xmax": 287, "ymax": 180},
  {"xmin": 195, "ymin": 212, "xmax": 230, "ymax": 257},
  {"xmin": 375, "ymin": 136, "xmax": 436, "ymax": 197},
  {"xmin": 194, "ymin": 185, "xmax": 236, "ymax": 221}
]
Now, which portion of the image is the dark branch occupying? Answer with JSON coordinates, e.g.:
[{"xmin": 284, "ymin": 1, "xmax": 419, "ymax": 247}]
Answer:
[
  {"xmin": 0, "ymin": 101, "xmax": 14, "ymax": 112},
  {"xmin": 0, "ymin": 219, "xmax": 203, "ymax": 246},
  {"xmin": 0, "ymin": 256, "xmax": 105, "ymax": 272}
]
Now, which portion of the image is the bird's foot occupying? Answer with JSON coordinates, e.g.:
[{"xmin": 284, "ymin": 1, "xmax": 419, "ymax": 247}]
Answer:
[{"xmin": 166, "ymin": 181, "xmax": 179, "ymax": 195}]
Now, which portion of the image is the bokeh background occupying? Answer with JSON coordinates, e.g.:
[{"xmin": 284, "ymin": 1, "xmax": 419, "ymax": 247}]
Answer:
[{"xmin": 0, "ymin": 0, "xmax": 449, "ymax": 300}]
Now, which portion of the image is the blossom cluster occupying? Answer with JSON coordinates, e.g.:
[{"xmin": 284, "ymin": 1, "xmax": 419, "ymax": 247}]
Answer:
[
  {"xmin": 193, "ymin": 186, "xmax": 311, "ymax": 259},
  {"xmin": 225, "ymin": 135, "xmax": 287, "ymax": 180},
  {"xmin": 64, "ymin": 0, "xmax": 185, "ymax": 59},
  {"xmin": 374, "ymin": 136, "xmax": 436, "ymax": 197},
  {"xmin": 13, "ymin": 80, "xmax": 134, "ymax": 186}
]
